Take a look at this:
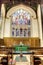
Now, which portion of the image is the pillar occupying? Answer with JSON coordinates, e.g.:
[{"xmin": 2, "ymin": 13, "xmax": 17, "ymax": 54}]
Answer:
[
  {"xmin": 4, "ymin": 17, "xmax": 11, "ymax": 37},
  {"xmin": 31, "ymin": 17, "xmax": 39, "ymax": 37},
  {"xmin": 37, "ymin": 4, "xmax": 43, "ymax": 47},
  {"xmin": 1, "ymin": 3, "xmax": 5, "ymax": 38}
]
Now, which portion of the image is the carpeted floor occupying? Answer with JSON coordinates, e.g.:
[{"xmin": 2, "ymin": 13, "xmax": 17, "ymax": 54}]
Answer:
[{"xmin": 15, "ymin": 56, "xmax": 28, "ymax": 62}]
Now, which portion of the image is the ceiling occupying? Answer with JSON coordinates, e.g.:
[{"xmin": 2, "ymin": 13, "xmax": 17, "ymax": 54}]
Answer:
[
  {"xmin": 0, "ymin": 0, "xmax": 42, "ymax": 4},
  {"xmin": 0, "ymin": 0, "xmax": 42, "ymax": 9}
]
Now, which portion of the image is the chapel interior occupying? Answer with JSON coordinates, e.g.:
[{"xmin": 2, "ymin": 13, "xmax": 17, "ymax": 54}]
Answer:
[{"xmin": 0, "ymin": 0, "xmax": 43, "ymax": 65}]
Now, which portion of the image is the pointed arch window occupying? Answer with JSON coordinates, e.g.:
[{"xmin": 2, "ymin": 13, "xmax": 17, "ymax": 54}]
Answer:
[{"xmin": 11, "ymin": 9, "xmax": 31, "ymax": 37}]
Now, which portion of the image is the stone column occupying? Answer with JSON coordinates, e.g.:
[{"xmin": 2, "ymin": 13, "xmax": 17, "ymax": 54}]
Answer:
[
  {"xmin": 31, "ymin": 17, "xmax": 39, "ymax": 37},
  {"xmin": 37, "ymin": 4, "xmax": 43, "ymax": 47},
  {"xmin": 4, "ymin": 17, "xmax": 11, "ymax": 37},
  {"xmin": 1, "ymin": 3, "xmax": 5, "ymax": 38}
]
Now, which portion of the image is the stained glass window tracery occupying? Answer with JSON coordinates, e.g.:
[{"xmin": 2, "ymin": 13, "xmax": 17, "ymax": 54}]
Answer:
[
  {"xmin": 11, "ymin": 9, "xmax": 31, "ymax": 37},
  {"xmin": 12, "ymin": 9, "xmax": 30, "ymax": 25}
]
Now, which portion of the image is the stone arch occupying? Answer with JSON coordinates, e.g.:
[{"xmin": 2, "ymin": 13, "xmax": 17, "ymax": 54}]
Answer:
[{"xmin": 7, "ymin": 4, "xmax": 36, "ymax": 18}]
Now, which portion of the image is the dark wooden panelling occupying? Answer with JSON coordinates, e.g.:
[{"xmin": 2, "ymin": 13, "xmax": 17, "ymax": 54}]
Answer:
[{"xmin": 0, "ymin": 39, "xmax": 4, "ymax": 45}]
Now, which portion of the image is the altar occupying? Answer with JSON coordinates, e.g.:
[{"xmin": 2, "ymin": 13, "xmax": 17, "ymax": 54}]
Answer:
[{"xmin": 13, "ymin": 42, "xmax": 29, "ymax": 53}]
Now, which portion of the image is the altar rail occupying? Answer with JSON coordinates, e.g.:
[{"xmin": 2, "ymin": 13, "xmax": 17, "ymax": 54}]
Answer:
[{"xmin": 0, "ymin": 47, "xmax": 43, "ymax": 55}]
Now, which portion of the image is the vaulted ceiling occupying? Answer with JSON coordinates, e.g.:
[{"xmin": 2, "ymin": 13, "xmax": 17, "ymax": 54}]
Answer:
[
  {"xmin": 0, "ymin": 0, "xmax": 43, "ymax": 16},
  {"xmin": 0, "ymin": 0, "xmax": 42, "ymax": 4}
]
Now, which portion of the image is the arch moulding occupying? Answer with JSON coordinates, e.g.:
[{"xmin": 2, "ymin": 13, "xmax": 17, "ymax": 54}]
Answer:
[{"xmin": 7, "ymin": 4, "xmax": 36, "ymax": 18}]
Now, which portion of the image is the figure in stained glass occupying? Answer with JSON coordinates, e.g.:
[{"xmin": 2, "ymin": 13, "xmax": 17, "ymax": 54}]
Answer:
[
  {"xmin": 11, "ymin": 9, "xmax": 31, "ymax": 37},
  {"xmin": 12, "ymin": 9, "xmax": 30, "ymax": 25}
]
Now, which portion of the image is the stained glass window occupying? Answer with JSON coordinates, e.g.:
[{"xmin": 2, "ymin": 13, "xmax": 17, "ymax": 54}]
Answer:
[
  {"xmin": 12, "ymin": 9, "xmax": 30, "ymax": 25},
  {"xmin": 12, "ymin": 31, "xmax": 14, "ymax": 36},
  {"xmin": 11, "ymin": 9, "xmax": 31, "ymax": 37},
  {"xmin": 16, "ymin": 29, "xmax": 19, "ymax": 36},
  {"xmin": 20, "ymin": 28, "xmax": 23, "ymax": 36}
]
